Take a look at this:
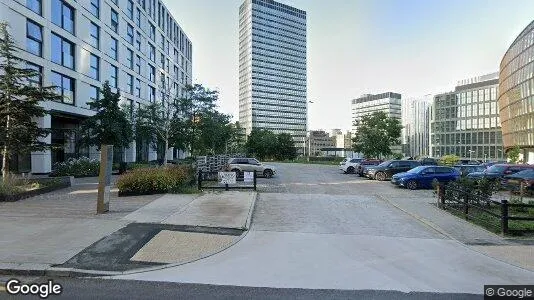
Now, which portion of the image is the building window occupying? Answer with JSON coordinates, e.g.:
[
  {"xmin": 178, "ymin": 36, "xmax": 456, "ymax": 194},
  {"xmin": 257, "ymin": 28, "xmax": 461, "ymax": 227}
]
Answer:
[
  {"xmin": 149, "ymin": 86, "xmax": 155, "ymax": 102},
  {"xmin": 149, "ymin": 44, "xmax": 155, "ymax": 62},
  {"xmin": 90, "ymin": 0, "xmax": 99, "ymax": 18},
  {"xmin": 51, "ymin": 71, "xmax": 75, "ymax": 105},
  {"xmin": 90, "ymin": 54, "xmax": 99, "ymax": 80},
  {"xmin": 109, "ymin": 64, "xmax": 118, "ymax": 88},
  {"xmin": 149, "ymin": 65, "xmax": 155, "ymax": 82},
  {"xmin": 135, "ymin": 55, "xmax": 141, "ymax": 74},
  {"xmin": 149, "ymin": 24, "xmax": 155, "ymax": 41},
  {"xmin": 26, "ymin": 62, "xmax": 42, "ymax": 86},
  {"xmin": 26, "ymin": 0, "xmax": 41, "ymax": 15},
  {"xmin": 160, "ymin": 53, "xmax": 165, "ymax": 69},
  {"xmin": 111, "ymin": 9, "xmax": 119, "ymax": 33},
  {"xmin": 127, "ymin": 0, "xmax": 134, "ymax": 19},
  {"xmin": 127, "ymin": 24, "xmax": 134, "ymax": 44},
  {"xmin": 52, "ymin": 0, "xmax": 75, "ymax": 34},
  {"xmin": 110, "ymin": 36, "xmax": 118, "ymax": 60},
  {"xmin": 126, "ymin": 73, "xmax": 133, "ymax": 94},
  {"xmin": 51, "ymin": 33, "xmax": 75, "ymax": 69},
  {"xmin": 111, "ymin": 0, "xmax": 118, "ymax": 4},
  {"xmin": 135, "ymin": 78, "xmax": 141, "ymax": 97},
  {"xmin": 135, "ymin": 31, "xmax": 141, "ymax": 51},
  {"xmin": 160, "ymin": 33, "xmax": 164, "ymax": 49},
  {"xmin": 90, "ymin": 22, "xmax": 99, "ymax": 49},
  {"xmin": 89, "ymin": 85, "xmax": 99, "ymax": 104},
  {"xmin": 136, "ymin": 8, "xmax": 141, "ymax": 26},
  {"xmin": 126, "ymin": 48, "xmax": 133, "ymax": 69},
  {"xmin": 26, "ymin": 20, "xmax": 42, "ymax": 57}
]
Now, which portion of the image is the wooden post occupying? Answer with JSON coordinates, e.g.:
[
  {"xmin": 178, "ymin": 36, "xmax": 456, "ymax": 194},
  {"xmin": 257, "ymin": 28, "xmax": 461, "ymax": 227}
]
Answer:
[
  {"xmin": 464, "ymin": 193, "xmax": 469, "ymax": 220},
  {"xmin": 501, "ymin": 200, "xmax": 509, "ymax": 235},
  {"xmin": 197, "ymin": 170, "xmax": 202, "ymax": 191},
  {"xmin": 253, "ymin": 171, "xmax": 257, "ymax": 191},
  {"xmin": 97, "ymin": 145, "xmax": 113, "ymax": 214}
]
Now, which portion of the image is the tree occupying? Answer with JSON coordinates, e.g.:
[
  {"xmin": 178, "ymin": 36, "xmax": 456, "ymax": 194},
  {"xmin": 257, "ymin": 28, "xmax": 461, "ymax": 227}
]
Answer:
[
  {"xmin": 352, "ymin": 111, "xmax": 402, "ymax": 159},
  {"xmin": 78, "ymin": 82, "xmax": 133, "ymax": 151},
  {"xmin": 507, "ymin": 145, "xmax": 521, "ymax": 164},
  {"xmin": 275, "ymin": 133, "xmax": 297, "ymax": 160},
  {"xmin": 245, "ymin": 129, "xmax": 297, "ymax": 160},
  {"xmin": 227, "ymin": 122, "xmax": 246, "ymax": 154},
  {"xmin": 176, "ymin": 84, "xmax": 218, "ymax": 156},
  {"xmin": 439, "ymin": 154, "xmax": 460, "ymax": 166},
  {"xmin": 135, "ymin": 82, "xmax": 178, "ymax": 164},
  {"xmin": 0, "ymin": 23, "xmax": 61, "ymax": 180},
  {"xmin": 197, "ymin": 110, "xmax": 233, "ymax": 155}
]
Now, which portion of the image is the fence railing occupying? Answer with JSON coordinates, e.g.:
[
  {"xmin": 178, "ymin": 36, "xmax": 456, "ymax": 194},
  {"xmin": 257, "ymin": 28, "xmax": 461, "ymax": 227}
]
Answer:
[
  {"xmin": 197, "ymin": 170, "xmax": 257, "ymax": 191},
  {"xmin": 436, "ymin": 183, "xmax": 534, "ymax": 235}
]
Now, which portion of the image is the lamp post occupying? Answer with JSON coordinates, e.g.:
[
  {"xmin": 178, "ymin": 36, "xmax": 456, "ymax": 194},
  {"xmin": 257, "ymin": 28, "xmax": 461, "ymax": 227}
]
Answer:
[{"xmin": 306, "ymin": 100, "xmax": 314, "ymax": 161}]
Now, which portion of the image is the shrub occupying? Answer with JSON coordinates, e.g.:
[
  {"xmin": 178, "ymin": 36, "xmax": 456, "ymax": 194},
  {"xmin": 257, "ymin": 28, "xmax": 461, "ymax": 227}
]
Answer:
[
  {"xmin": 0, "ymin": 174, "xmax": 24, "ymax": 195},
  {"xmin": 50, "ymin": 157, "xmax": 100, "ymax": 177},
  {"xmin": 116, "ymin": 165, "xmax": 195, "ymax": 196},
  {"xmin": 439, "ymin": 154, "xmax": 460, "ymax": 166}
]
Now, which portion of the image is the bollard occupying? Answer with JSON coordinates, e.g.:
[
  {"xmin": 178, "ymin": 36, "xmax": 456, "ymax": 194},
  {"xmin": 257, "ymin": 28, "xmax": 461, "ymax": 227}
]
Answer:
[
  {"xmin": 197, "ymin": 170, "xmax": 202, "ymax": 190},
  {"xmin": 501, "ymin": 200, "xmax": 509, "ymax": 235},
  {"xmin": 253, "ymin": 171, "xmax": 257, "ymax": 191},
  {"xmin": 463, "ymin": 193, "xmax": 469, "ymax": 220}
]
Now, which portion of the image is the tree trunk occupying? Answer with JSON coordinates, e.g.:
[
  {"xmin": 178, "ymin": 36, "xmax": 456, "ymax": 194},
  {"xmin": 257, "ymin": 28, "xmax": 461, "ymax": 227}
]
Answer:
[
  {"xmin": 2, "ymin": 115, "xmax": 10, "ymax": 182},
  {"xmin": 163, "ymin": 134, "xmax": 169, "ymax": 166}
]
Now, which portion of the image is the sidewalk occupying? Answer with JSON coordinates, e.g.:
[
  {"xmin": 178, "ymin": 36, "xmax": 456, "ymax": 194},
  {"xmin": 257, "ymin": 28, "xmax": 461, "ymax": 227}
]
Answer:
[
  {"xmin": 0, "ymin": 178, "xmax": 257, "ymax": 276},
  {"xmin": 376, "ymin": 190, "xmax": 534, "ymax": 271}
]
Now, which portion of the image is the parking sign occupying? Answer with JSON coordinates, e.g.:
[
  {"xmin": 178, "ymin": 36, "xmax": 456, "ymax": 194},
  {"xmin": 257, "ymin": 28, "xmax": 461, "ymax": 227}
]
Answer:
[{"xmin": 218, "ymin": 172, "xmax": 237, "ymax": 184}]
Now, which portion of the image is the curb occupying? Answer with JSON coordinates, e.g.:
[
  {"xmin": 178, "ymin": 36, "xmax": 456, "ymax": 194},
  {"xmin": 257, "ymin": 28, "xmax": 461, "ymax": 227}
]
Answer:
[
  {"xmin": 374, "ymin": 194, "xmax": 534, "ymax": 273},
  {"xmin": 244, "ymin": 192, "xmax": 258, "ymax": 230}
]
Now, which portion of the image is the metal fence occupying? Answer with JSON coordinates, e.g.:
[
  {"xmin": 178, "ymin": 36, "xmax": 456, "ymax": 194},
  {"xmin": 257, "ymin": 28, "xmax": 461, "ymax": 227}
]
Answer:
[
  {"xmin": 196, "ymin": 154, "xmax": 246, "ymax": 173},
  {"xmin": 436, "ymin": 183, "xmax": 534, "ymax": 235},
  {"xmin": 197, "ymin": 170, "xmax": 257, "ymax": 191}
]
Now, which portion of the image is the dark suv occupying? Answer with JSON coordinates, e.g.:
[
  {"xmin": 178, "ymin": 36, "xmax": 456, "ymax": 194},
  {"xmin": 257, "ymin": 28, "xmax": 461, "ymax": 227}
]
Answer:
[
  {"xmin": 364, "ymin": 160, "xmax": 421, "ymax": 181},
  {"xmin": 356, "ymin": 160, "xmax": 382, "ymax": 177},
  {"xmin": 467, "ymin": 164, "xmax": 534, "ymax": 181}
]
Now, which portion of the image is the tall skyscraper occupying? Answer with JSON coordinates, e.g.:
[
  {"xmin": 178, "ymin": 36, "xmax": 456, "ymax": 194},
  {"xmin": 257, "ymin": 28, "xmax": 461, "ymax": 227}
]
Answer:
[
  {"xmin": 401, "ymin": 95, "xmax": 433, "ymax": 158},
  {"xmin": 0, "ymin": 0, "xmax": 192, "ymax": 173},
  {"xmin": 238, "ymin": 0, "xmax": 308, "ymax": 150}
]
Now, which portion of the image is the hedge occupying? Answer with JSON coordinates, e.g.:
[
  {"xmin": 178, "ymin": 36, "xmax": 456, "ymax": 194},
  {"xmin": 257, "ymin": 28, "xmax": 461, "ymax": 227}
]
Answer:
[{"xmin": 116, "ymin": 165, "xmax": 195, "ymax": 196}]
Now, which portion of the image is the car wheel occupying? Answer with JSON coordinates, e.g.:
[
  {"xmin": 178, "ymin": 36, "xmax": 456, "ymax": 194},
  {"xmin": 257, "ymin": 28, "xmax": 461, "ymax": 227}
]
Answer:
[
  {"xmin": 347, "ymin": 166, "xmax": 355, "ymax": 174},
  {"xmin": 407, "ymin": 180, "xmax": 418, "ymax": 190},
  {"xmin": 375, "ymin": 172, "xmax": 386, "ymax": 181},
  {"xmin": 263, "ymin": 169, "xmax": 273, "ymax": 178}
]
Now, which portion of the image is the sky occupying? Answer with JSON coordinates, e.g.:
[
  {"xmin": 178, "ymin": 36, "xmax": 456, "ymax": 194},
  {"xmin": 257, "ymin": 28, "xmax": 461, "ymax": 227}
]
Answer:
[{"xmin": 163, "ymin": 0, "xmax": 534, "ymax": 132}]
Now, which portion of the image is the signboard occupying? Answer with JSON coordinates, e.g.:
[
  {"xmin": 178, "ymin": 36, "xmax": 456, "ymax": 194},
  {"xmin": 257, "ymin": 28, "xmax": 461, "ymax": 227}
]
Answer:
[
  {"xmin": 244, "ymin": 171, "xmax": 254, "ymax": 183},
  {"xmin": 218, "ymin": 172, "xmax": 237, "ymax": 184}
]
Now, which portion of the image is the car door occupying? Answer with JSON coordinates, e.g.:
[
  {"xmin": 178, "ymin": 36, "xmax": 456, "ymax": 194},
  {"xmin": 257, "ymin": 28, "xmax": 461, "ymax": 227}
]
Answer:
[
  {"xmin": 385, "ymin": 161, "xmax": 399, "ymax": 177},
  {"xmin": 420, "ymin": 167, "xmax": 436, "ymax": 188},
  {"xmin": 248, "ymin": 159, "xmax": 262, "ymax": 173},
  {"xmin": 436, "ymin": 167, "xmax": 454, "ymax": 184},
  {"xmin": 398, "ymin": 161, "xmax": 413, "ymax": 174}
]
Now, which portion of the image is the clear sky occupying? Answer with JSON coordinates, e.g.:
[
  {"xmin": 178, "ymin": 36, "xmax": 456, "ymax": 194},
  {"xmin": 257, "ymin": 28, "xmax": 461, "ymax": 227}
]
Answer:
[{"xmin": 163, "ymin": 0, "xmax": 534, "ymax": 132}]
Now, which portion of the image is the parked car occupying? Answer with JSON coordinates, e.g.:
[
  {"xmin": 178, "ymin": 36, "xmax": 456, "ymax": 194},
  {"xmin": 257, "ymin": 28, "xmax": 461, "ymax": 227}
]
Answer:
[
  {"xmin": 453, "ymin": 164, "xmax": 486, "ymax": 177},
  {"xmin": 356, "ymin": 160, "xmax": 382, "ymax": 177},
  {"xmin": 467, "ymin": 164, "xmax": 534, "ymax": 182},
  {"xmin": 480, "ymin": 161, "xmax": 507, "ymax": 169},
  {"xmin": 459, "ymin": 159, "xmax": 482, "ymax": 165},
  {"xmin": 418, "ymin": 157, "xmax": 439, "ymax": 166},
  {"xmin": 391, "ymin": 166, "xmax": 461, "ymax": 190},
  {"xmin": 502, "ymin": 169, "xmax": 534, "ymax": 192},
  {"xmin": 339, "ymin": 158, "xmax": 364, "ymax": 174},
  {"xmin": 225, "ymin": 157, "xmax": 277, "ymax": 178},
  {"xmin": 363, "ymin": 160, "xmax": 421, "ymax": 181}
]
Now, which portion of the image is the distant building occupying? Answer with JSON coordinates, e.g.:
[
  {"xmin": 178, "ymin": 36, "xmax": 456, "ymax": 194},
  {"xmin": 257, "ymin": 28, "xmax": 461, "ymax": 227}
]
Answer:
[
  {"xmin": 330, "ymin": 129, "xmax": 354, "ymax": 157},
  {"xmin": 498, "ymin": 20, "xmax": 534, "ymax": 163},
  {"xmin": 401, "ymin": 95, "xmax": 433, "ymax": 158},
  {"xmin": 430, "ymin": 73, "xmax": 504, "ymax": 161},
  {"xmin": 238, "ymin": 0, "xmax": 307, "ymax": 151},
  {"xmin": 305, "ymin": 130, "xmax": 335, "ymax": 156},
  {"xmin": 351, "ymin": 92, "xmax": 402, "ymax": 155}
]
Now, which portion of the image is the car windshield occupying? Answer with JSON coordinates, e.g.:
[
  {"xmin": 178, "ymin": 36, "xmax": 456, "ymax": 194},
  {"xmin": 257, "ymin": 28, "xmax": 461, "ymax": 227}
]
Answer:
[
  {"xmin": 377, "ymin": 160, "xmax": 391, "ymax": 167},
  {"xmin": 486, "ymin": 165, "xmax": 508, "ymax": 173},
  {"xmin": 407, "ymin": 166, "xmax": 426, "ymax": 173}
]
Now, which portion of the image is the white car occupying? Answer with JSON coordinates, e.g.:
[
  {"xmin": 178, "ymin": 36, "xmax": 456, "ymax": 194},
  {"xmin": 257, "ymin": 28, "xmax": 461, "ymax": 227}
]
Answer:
[{"xmin": 339, "ymin": 158, "xmax": 364, "ymax": 174}]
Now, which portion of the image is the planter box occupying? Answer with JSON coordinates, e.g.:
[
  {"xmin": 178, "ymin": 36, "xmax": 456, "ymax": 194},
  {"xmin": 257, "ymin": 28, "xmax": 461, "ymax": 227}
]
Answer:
[{"xmin": 0, "ymin": 177, "xmax": 72, "ymax": 202}]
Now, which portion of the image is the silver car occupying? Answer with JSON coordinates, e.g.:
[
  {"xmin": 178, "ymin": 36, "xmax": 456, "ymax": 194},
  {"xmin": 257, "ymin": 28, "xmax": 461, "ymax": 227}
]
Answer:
[{"xmin": 225, "ymin": 158, "xmax": 277, "ymax": 178}]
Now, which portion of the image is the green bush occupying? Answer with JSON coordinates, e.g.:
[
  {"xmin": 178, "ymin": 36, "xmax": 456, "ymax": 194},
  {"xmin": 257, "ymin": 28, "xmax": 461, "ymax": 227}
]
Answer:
[
  {"xmin": 0, "ymin": 174, "xmax": 24, "ymax": 195},
  {"xmin": 50, "ymin": 157, "xmax": 100, "ymax": 177},
  {"xmin": 116, "ymin": 165, "xmax": 195, "ymax": 195}
]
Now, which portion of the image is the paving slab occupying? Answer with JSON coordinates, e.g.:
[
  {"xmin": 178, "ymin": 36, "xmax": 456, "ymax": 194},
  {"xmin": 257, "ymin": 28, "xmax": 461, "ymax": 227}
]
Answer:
[
  {"xmin": 122, "ymin": 194, "xmax": 198, "ymax": 223},
  {"xmin": 130, "ymin": 230, "xmax": 238, "ymax": 264},
  {"xmin": 471, "ymin": 245, "xmax": 534, "ymax": 271},
  {"xmin": 163, "ymin": 191, "xmax": 257, "ymax": 230}
]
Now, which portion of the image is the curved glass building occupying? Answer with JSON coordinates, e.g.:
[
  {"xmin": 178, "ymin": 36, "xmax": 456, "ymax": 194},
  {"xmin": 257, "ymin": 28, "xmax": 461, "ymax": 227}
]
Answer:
[{"xmin": 498, "ymin": 20, "xmax": 534, "ymax": 163}]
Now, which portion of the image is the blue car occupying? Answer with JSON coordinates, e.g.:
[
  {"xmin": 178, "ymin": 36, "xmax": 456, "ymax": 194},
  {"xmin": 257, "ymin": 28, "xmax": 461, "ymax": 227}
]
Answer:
[{"xmin": 391, "ymin": 166, "xmax": 461, "ymax": 190}]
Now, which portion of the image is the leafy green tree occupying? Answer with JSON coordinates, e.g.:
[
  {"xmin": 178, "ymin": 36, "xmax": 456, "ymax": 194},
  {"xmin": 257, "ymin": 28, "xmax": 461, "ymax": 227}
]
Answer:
[
  {"xmin": 275, "ymin": 133, "xmax": 297, "ymax": 160},
  {"xmin": 439, "ymin": 154, "xmax": 460, "ymax": 166},
  {"xmin": 227, "ymin": 121, "xmax": 246, "ymax": 154},
  {"xmin": 197, "ymin": 110, "xmax": 234, "ymax": 155},
  {"xmin": 78, "ymin": 82, "xmax": 133, "ymax": 151},
  {"xmin": 507, "ymin": 145, "xmax": 521, "ymax": 164},
  {"xmin": 245, "ymin": 129, "xmax": 277, "ymax": 160},
  {"xmin": 0, "ymin": 23, "xmax": 61, "ymax": 180},
  {"xmin": 352, "ymin": 111, "xmax": 402, "ymax": 159}
]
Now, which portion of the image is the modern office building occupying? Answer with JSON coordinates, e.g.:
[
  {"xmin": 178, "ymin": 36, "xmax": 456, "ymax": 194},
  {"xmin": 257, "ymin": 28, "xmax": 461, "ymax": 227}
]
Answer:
[
  {"xmin": 430, "ymin": 73, "xmax": 504, "ymax": 161},
  {"xmin": 238, "ymin": 0, "xmax": 307, "ymax": 151},
  {"xmin": 401, "ymin": 95, "xmax": 432, "ymax": 158},
  {"xmin": 498, "ymin": 20, "xmax": 534, "ymax": 163},
  {"xmin": 0, "ymin": 0, "xmax": 192, "ymax": 173},
  {"xmin": 330, "ymin": 129, "xmax": 354, "ymax": 157},
  {"xmin": 351, "ymin": 92, "xmax": 402, "ymax": 154}
]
